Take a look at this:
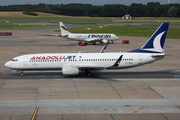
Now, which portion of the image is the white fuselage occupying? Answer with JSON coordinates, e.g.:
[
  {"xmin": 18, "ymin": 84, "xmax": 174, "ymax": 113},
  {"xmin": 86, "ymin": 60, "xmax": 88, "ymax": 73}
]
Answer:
[
  {"xmin": 5, "ymin": 52, "xmax": 164, "ymax": 71},
  {"xmin": 67, "ymin": 33, "xmax": 119, "ymax": 41}
]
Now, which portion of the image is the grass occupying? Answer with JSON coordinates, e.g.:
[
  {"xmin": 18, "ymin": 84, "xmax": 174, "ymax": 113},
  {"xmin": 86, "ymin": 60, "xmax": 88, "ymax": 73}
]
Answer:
[
  {"xmin": 1, "ymin": 12, "xmax": 180, "ymax": 38},
  {"xmin": 135, "ymin": 17, "xmax": 180, "ymax": 20},
  {"xmin": 0, "ymin": 17, "xmax": 112, "ymax": 23},
  {"xmin": 65, "ymin": 25, "xmax": 180, "ymax": 39},
  {"xmin": 0, "ymin": 12, "xmax": 112, "ymax": 23},
  {"xmin": 0, "ymin": 24, "xmax": 55, "ymax": 30}
]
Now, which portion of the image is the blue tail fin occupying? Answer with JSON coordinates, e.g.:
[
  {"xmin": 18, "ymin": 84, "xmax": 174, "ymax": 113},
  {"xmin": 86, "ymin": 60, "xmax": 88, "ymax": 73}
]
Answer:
[{"xmin": 129, "ymin": 23, "xmax": 169, "ymax": 53}]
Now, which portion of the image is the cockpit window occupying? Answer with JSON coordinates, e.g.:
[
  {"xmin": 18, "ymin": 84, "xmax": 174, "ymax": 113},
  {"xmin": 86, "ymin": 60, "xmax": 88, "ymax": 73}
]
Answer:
[{"xmin": 11, "ymin": 59, "xmax": 18, "ymax": 61}]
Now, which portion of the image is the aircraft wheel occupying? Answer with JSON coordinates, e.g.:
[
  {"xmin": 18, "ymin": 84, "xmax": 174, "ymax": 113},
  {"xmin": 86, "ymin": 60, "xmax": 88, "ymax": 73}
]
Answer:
[
  {"xmin": 87, "ymin": 72, "xmax": 92, "ymax": 77},
  {"xmin": 21, "ymin": 72, "xmax": 24, "ymax": 76},
  {"xmin": 93, "ymin": 42, "xmax": 96, "ymax": 45},
  {"xmin": 111, "ymin": 41, "xmax": 114, "ymax": 44},
  {"xmin": 85, "ymin": 70, "xmax": 92, "ymax": 77}
]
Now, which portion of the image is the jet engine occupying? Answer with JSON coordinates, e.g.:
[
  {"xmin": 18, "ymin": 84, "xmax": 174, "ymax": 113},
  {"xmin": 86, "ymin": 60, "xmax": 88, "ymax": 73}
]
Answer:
[
  {"xmin": 62, "ymin": 64, "xmax": 79, "ymax": 75},
  {"xmin": 101, "ymin": 39, "xmax": 108, "ymax": 44}
]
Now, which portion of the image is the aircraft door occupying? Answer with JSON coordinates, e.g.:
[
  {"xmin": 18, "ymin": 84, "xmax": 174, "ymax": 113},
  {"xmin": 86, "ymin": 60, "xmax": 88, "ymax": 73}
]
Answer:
[
  {"xmin": 23, "ymin": 57, "xmax": 28, "ymax": 66},
  {"xmin": 138, "ymin": 55, "xmax": 142, "ymax": 64}
]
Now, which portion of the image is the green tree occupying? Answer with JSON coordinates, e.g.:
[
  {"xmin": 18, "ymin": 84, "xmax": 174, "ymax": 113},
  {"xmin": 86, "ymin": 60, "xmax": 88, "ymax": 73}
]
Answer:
[
  {"xmin": 1, "ymin": 3, "xmax": 180, "ymax": 17},
  {"xmin": 154, "ymin": 8, "xmax": 160, "ymax": 17},
  {"xmin": 167, "ymin": 6, "xmax": 179, "ymax": 17}
]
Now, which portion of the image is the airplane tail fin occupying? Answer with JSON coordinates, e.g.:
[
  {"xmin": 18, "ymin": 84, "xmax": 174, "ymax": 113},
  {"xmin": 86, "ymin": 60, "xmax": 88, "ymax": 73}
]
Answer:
[
  {"xmin": 129, "ymin": 23, "xmax": 169, "ymax": 53},
  {"xmin": 59, "ymin": 22, "xmax": 71, "ymax": 37}
]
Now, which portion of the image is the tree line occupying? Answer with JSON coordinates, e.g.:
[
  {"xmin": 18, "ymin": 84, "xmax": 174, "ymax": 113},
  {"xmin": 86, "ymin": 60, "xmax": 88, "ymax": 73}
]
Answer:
[{"xmin": 0, "ymin": 2, "xmax": 180, "ymax": 17}]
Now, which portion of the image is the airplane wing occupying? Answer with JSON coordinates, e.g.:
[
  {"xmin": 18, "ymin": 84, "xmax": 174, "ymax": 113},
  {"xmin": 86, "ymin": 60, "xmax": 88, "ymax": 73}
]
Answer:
[
  {"xmin": 84, "ymin": 38, "xmax": 98, "ymax": 42},
  {"xmin": 84, "ymin": 38, "xmax": 108, "ymax": 44},
  {"xmin": 84, "ymin": 38, "xmax": 106, "ymax": 42},
  {"xmin": 110, "ymin": 55, "xmax": 123, "ymax": 67},
  {"xmin": 77, "ymin": 55, "xmax": 122, "ymax": 70},
  {"xmin": 100, "ymin": 44, "xmax": 108, "ymax": 53}
]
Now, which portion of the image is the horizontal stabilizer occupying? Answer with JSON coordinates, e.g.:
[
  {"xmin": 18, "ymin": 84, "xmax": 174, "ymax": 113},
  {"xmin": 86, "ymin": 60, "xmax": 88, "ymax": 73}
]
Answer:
[{"xmin": 151, "ymin": 54, "xmax": 165, "ymax": 57}]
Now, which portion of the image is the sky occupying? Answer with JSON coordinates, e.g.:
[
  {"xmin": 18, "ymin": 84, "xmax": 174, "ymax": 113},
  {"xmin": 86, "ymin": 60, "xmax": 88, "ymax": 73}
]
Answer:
[{"xmin": 1, "ymin": 0, "xmax": 180, "ymax": 6}]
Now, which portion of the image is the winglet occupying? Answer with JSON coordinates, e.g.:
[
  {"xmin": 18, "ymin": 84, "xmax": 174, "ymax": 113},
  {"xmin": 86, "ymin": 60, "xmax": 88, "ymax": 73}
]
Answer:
[
  {"xmin": 59, "ymin": 22, "xmax": 71, "ymax": 37},
  {"xmin": 129, "ymin": 23, "xmax": 169, "ymax": 53},
  {"xmin": 100, "ymin": 44, "xmax": 108, "ymax": 53},
  {"xmin": 111, "ymin": 55, "xmax": 123, "ymax": 67}
]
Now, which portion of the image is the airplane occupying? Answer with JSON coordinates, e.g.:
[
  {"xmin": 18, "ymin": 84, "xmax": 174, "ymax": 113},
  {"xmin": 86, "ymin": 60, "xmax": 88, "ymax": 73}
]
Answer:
[
  {"xmin": 5, "ymin": 23, "xmax": 169, "ymax": 77},
  {"xmin": 59, "ymin": 22, "xmax": 119, "ymax": 45}
]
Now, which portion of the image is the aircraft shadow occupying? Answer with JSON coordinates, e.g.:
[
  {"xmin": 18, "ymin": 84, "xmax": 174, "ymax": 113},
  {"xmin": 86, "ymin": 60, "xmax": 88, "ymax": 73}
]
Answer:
[{"xmin": 0, "ymin": 69, "xmax": 179, "ymax": 80}]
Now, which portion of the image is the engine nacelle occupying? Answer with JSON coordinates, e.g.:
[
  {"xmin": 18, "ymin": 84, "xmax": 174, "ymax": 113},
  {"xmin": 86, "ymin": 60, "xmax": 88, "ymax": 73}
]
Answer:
[
  {"xmin": 101, "ymin": 39, "xmax": 108, "ymax": 44},
  {"xmin": 62, "ymin": 64, "xmax": 79, "ymax": 75}
]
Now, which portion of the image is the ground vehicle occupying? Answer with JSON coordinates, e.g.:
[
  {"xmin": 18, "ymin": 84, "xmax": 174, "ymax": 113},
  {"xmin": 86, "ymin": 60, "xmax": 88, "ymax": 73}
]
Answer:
[{"xmin": 0, "ymin": 32, "xmax": 12, "ymax": 36}]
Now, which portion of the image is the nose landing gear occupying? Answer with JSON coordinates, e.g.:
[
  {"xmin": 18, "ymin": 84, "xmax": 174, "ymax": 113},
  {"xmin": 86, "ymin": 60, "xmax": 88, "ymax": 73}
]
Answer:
[{"xmin": 20, "ymin": 71, "xmax": 24, "ymax": 76}]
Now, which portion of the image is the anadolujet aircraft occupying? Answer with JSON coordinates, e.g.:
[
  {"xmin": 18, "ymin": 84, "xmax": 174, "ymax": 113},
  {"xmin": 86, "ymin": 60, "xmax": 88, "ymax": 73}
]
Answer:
[
  {"xmin": 5, "ymin": 23, "xmax": 169, "ymax": 76},
  {"xmin": 59, "ymin": 22, "xmax": 119, "ymax": 45}
]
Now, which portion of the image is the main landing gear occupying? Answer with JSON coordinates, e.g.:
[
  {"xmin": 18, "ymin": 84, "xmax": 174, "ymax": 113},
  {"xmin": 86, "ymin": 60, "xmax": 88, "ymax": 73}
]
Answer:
[
  {"xmin": 16, "ymin": 70, "xmax": 24, "ymax": 76},
  {"xmin": 108, "ymin": 41, "xmax": 113, "ymax": 44},
  {"xmin": 85, "ymin": 69, "xmax": 92, "ymax": 77}
]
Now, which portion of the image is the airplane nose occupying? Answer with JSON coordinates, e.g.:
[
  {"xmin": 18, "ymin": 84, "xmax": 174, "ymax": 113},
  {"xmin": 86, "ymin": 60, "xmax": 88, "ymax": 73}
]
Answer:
[{"xmin": 5, "ymin": 61, "xmax": 12, "ymax": 68}]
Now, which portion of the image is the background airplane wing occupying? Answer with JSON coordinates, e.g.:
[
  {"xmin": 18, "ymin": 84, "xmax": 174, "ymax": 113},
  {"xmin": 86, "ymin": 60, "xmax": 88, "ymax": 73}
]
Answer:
[
  {"xmin": 84, "ymin": 38, "xmax": 105, "ymax": 42},
  {"xmin": 84, "ymin": 38, "xmax": 108, "ymax": 44},
  {"xmin": 100, "ymin": 44, "xmax": 107, "ymax": 53},
  {"xmin": 84, "ymin": 38, "xmax": 96, "ymax": 42}
]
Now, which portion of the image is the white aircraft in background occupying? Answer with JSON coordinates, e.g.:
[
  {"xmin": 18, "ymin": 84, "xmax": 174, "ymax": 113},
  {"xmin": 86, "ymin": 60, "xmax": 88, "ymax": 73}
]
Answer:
[
  {"xmin": 59, "ymin": 22, "xmax": 119, "ymax": 45},
  {"xmin": 5, "ymin": 23, "xmax": 169, "ymax": 77}
]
